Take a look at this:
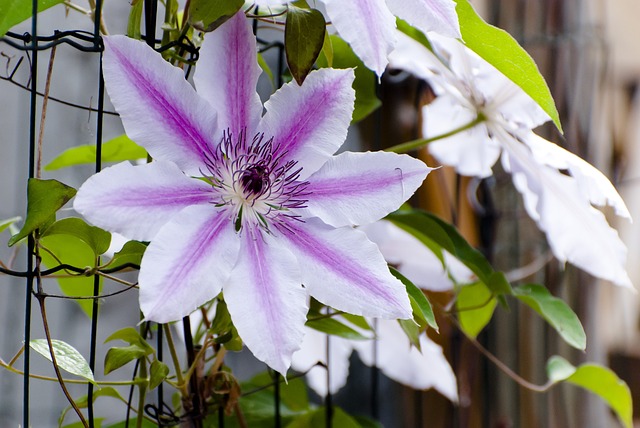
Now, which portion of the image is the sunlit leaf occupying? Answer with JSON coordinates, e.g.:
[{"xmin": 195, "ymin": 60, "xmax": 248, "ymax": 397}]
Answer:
[
  {"xmin": 0, "ymin": 0, "xmax": 64, "ymax": 36},
  {"xmin": 188, "ymin": 0, "xmax": 243, "ymax": 32},
  {"xmin": 456, "ymin": 282, "xmax": 496, "ymax": 338},
  {"xmin": 390, "ymin": 267, "xmax": 437, "ymax": 331},
  {"xmin": 398, "ymin": 318, "xmax": 421, "ymax": 350},
  {"xmin": 546, "ymin": 356, "xmax": 632, "ymax": 428},
  {"xmin": 285, "ymin": 5, "xmax": 326, "ymax": 85},
  {"xmin": 454, "ymin": 0, "xmax": 562, "ymax": 131},
  {"xmin": 104, "ymin": 418, "xmax": 157, "ymax": 428},
  {"xmin": 9, "ymin": 178, "xmax": 76, "ymax": 246},
  {"xmin": 41, "ymin": 217, "xmax": 111, "ymax": 257},
  {"xmin": 30, "ymin": 339, "xmax": 96, "ymax": 384},
  {"xmin": 514, "ymin": 284, "xmax": 586, "ymax": 350},
  {"xmin": 45, "ymin": 135, "xmax": 147, "ymax": 171},
  {"xmin": 316, "ymin": 35, "xmax": 380, "ymax": 123}
]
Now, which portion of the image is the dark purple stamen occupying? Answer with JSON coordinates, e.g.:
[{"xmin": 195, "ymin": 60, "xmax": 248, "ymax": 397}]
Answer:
[{"xmin": 240, "ymin": 164, "xmax": 270, "ymax": 196}]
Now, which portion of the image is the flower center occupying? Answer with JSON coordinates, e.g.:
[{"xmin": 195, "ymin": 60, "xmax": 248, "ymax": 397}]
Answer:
[
  {"xmin": 240, "ymin": 164, "xmax": 270, "ymax": 196},
  {"xmin": 203, "ymin": 130, "xmax": 309, "ymax": 234}
]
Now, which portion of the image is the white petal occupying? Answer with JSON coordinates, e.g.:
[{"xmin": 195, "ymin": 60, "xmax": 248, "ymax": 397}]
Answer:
[
  {"xmin": 102, "ymin": 36, "xmax": 218, "ymax": 175},
  {"xmin": 276, "ymin": 218, "xmax": 412, "ymax": 319},
  {"xmin": 291, "ymin": 327, "xmax": 354, "ymax": 396},
  {"xmin": 194, "ymin": 12, "xmax": 263, "ymax": 138},
  {"xmin": 386, "ymin": 0, "xmax": 460, "ymax": 38},
  {"xmin": 322, "ymin": 0, "xmax": 397, "ymax": 76},
  {"xmin": 224, "ymin": 231, "xmax": 308, "ymax": 375},
  {"xmin": 139, "ymin": 206, "xmax": 240, "ymax": 323},
  {"xmin": 424, "ymin": 97, "xmax": 501, "ymax": 178},
  {"xmin": 353, "ymin": 320, "xmax": 458, "ymax": 401},
  {"xmin": 74, "ymin": 161, "xmax": 214, "ymax": 241},
  {"xmin": 304, "ymin": 151, "xmax": 432, "ymax": 227},
  {"xmin": 259, "ymin": 68, "xmax": 355, "ymax": 179},
  {"xmin": 500, "ymin": 134, "xmax": 632, "ymax": 288},
  {"xmin": 523, "ymin": 133, "xmax": 631, "ymax": 219}
]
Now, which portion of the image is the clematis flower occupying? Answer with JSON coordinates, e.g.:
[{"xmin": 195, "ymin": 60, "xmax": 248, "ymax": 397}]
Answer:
[
  {"xmin": 253, "ymin": 0, "xmax": 460, "ymax": 76},
  {"xmin": 73, "ymin": 12, "xmax": 432, "ymax": 374},
  {"xmin": 388, "ymin": 32, "xmax": 633, "ymax": 288}
]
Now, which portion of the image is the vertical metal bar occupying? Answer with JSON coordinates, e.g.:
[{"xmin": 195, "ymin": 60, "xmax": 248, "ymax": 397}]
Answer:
[
  {"xmin": 274, "ymin": 371, "xmax": 281, "ymax": 427},
  {"xmin": 144, "ymin": 0, "xmax": 158, "ymax": 47},
  {"xmin": 325, "ymin": 335, "xmax": 332, "ymax": 428},
  {"xmin": 23, "ymin": 0, "xmax": 39, "ymax": 424},
  {"xmin": 87, "ymin": 1, "xmax": 105, "ymax": 422}
]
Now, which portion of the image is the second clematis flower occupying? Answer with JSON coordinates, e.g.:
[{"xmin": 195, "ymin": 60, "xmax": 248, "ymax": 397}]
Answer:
[
  {"xmin": 73, "ymin": 12, "xmax": 432, "ymax": 374},
  {"xmin": 255, "ymin": 0, "xmax": 460, "ymax": 76}
]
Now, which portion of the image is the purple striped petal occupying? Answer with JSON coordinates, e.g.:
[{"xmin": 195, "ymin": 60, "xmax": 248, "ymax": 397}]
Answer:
[
  {"xmin": 386, "ymin": 0, "xmax": 460, "ymax": 39},
  {"xmin": 194, "ymin": 12, "xmax": 262, "ymax": 138},
  {"xmin": 139, "ymin": 206, "xmax": 240, "ymax": 323},
  {"xmin": 224, "ymin": 231, "xmax": 308, "ymax": 374},
  {"xmin": 102, "ymin": 36, "xmax": 218, "ymax": 175},
  {"xmin": 73, "ymin": 161, "xmax": 213, "ymax": 241},
  {"xmin": 304, "ymin": 151, "xmax": 432, "ymax": 227},
  {"xmin": 276, "ymin": 218, "xmax": 412, "ymax": 319},
  {"xmin": 259, "ymin": 68, "xmax": 355, "ymax": 179},
  {"xmin": 322, "ymin": 0, "xmax": 397, "ymax": 76}
]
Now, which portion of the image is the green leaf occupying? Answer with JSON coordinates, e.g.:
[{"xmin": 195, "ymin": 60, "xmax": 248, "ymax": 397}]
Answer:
[
  {"xmin": 210, "ymin": 299, "xmax": 244, "ymax": 351},
  {"xmin": 104, "ymin": 345, "xmax": 152, "ymax": 375},
  {"xmin": 546, "ymin": 356, "xmax": 632, "ymax": 428},
  {"xmin": 30, "ymin": 339, "xmax": 96, "ymax": 384},
  {"xmin": 398, "ymin": 318, "xmax": 421, "ymax": 350},
  {"xmin": 59, "ymin": 387, "xmax": 124, "ymax": 427},
  {"xmin": 454, "ymin": 0, "xmax": 562, "ymax": 131},
  {"xmin": 247, "ymin": 371, "xmax": 309, "ymax": 412},
  {"xmin": 316, "ymin": 35, "xmax": 380, "ymax": 123},
  {"xmin": 126, "ymin": 0, "xmax": 143, "ymax": 39},
  {"xmin": 257, "ymin": 53, "xmax": 275, "ymax": 89},
  {"xmin": 105, "ymin": 327, "xmax": 155, "ymax": 352},
  {"xmin": 0, "ymin": 216, "xmax": 21, "ymax": 234},
  {"xmin": 41, "ymin": 217, "xmax": 111, "ymax": 257},
  {"xmin": 285, "ymin": 5, "xmax": 326, "ymax": 85},
  {"xmin": 45, "ymin": 135, "xmax": 147, "ymax": 171},
  {"xmin": 188, "ymin": 0, "xmax": 243, "ymax": 32},
  {"xmin": 39, "ymin": 234, "xmax": 102, "ymax": 316},
  {"xmin": 390, "ymin": 267, "xmax": 437, "ymax": 331},
  {"xmin": 320, "ymin": 30, "xmax": 333, "ymax": 67},
  {"xmin": 149, "ymin": 360, "xmax": 169, "ymax": 390},
  {"xmin": 514, "ymin": 284, "xmax": 586, "ymax": 350},
  {"xmin": 106, "ymin": 240, "xmax": 146, "ymax": 269},
  {"xmin": 340, "ymin": 313, "xmax": 372, "ymax": 331},
  {"xmin": 306, "ymin": 316, "xmax": 370, "ymax": 341},
  {"xmin": 104, "ymin": 327, "xmax": 155, "ymax": 375},
  {"xmin": 9, "ymin": 178, "xmax": 76, "ymax": 246},
  {"xmin": 456, "ymin": 282, "xmax": 497, "ymax": 338},
  {"xmin": 0, "ymin": 0, "xmax": 64, "ymax": 36}
]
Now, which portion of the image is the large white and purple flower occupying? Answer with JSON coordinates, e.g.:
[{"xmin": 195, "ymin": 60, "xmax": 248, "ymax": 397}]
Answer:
[
  {"xmin": 73, "ymin": 12, "xmax": 432, "ymax": 374},
  {"xmin": 389, "ymin": 32, "xmax": 633, "ymax": 288},
  {"xmin": 254, "ymin": 0, "xmax": 460, "ymax": 76}
]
